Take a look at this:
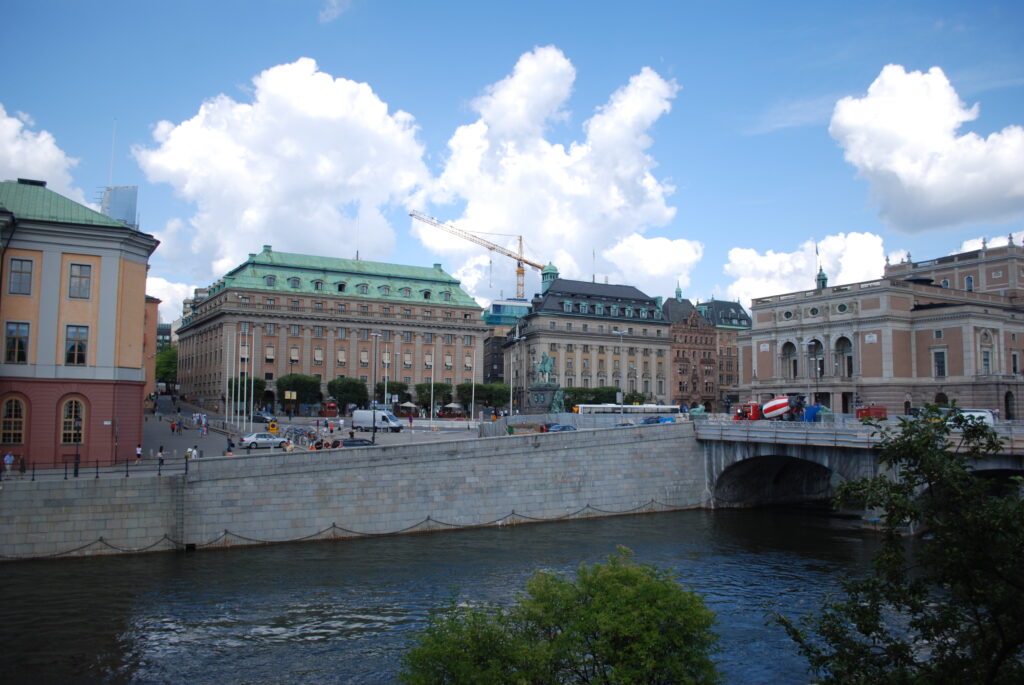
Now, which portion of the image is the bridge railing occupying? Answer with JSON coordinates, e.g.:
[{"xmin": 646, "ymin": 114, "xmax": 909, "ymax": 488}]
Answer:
[
  {"xmin": 693, "ymin": 421, "xmax": 880, "ymax": 449},
  {"xmin": 694, "ymin": 419, "xmax": 1024, "ymax": 454}
]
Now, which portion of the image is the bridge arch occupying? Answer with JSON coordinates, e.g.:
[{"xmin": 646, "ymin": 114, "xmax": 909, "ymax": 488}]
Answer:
[{"xmin": 712, "ymin": 454, "xmax": 836, "ymax": 507}]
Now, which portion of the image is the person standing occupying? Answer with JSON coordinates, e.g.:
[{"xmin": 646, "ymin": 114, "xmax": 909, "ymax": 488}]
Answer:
[
  {"xmin": 157, "ymin": 446, "xmax": 165, "ymax": 468},
  {"xmin": 3, "ymin": 451, "xmax": 13, "ymax": 475},
  {"xmin": 135, "ymin": 444, "xmax": 143, "ymax": 464},
  {"xmin": 18, "ymin": 455, "xmax": 26, "ymax": 475}
]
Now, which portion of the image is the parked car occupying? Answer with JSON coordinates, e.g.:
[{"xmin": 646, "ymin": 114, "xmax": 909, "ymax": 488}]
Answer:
[
  {"xmin": 241, "ymin": 432, "xmax": 287, "ymax": 449},
  {"xmin": 251, "ymin": 412, "xmax": 278, "ymax": 424},
  {"xmin": 545, "ymin": 424, "xmax": 577, "ymax": 432},
  {"xmin": 341, "ymin": 438, "xmax": 375, "ymax": 447},
  {"xmin": 640, "ymin": 416, "xmax": 675, "ymax": 425}
]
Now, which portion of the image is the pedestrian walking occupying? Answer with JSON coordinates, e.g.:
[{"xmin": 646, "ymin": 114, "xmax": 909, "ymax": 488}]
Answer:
[
  {"xmin": 135, "ymin": 444, "xmax": 142, "ymax": 464},
  {"xmin": 408, "ymin": 415, "xmax": 414, "ymax": 429},
  {"xmin": 18, "ymin": 455, "xmax": 26, "ymax": 475},
  {"xmin": 157, "ymin": 446, "xmax": 165, "ymax": 467},
  {"xmin": 3, "ymin": 450, "xmax": 13, "ymax": 474},
  {"xmin": 170, "ymin": 420, "xmax": 176, "ymax": 433}
]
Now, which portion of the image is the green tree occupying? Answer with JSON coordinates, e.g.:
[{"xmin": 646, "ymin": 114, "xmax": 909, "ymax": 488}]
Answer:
[
  {"xmin": 154, "ymin": 345, "xmax": 178, "ymax": 383},
  {"xmin": 414, "ymin": 382, "xmax": 452, "ymax": 410},
  {"xmin": 227, "ymin": 375, "xmax": 266, "ymax": 407},
  {"xmin": 455, "ymin": 382, "xmax": 484, "ymax": 410},
  {"xmin": 592, "ymin": 386, "xmax": 620, "ymax": 404},
  {"xmin": 401, "ymin": 547, "xmax": 721, "ymax": 684},
  {"xmin": 563, "ymin": 386, "xmax": 596, "ymax": 409},
  {"xmin": 623, "ymin": 390, "xmax": 646, "ymax": 405},
  {"xmin": 328, "ymin": 377, "xmax": 367, "ymax": 410},
  {"xmin": 477, "ymin": 383, "xmax": 510, "ymax": 410},
  {"xmin": 275, "ymin": 373, "xmax": 321, "ymax": 404},
  {"xmin": 776, "ymin": 405, "xmax": 1024, "ymax": 684},
  {"xmin": 374, "ymin": 381, "xmax": 409, "ymax": 405}
]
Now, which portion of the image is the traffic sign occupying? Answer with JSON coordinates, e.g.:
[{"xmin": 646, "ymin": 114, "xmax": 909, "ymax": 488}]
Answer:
[{"xmin": 268, "ymin": 421, "xmax": 278, "ymax": 434}]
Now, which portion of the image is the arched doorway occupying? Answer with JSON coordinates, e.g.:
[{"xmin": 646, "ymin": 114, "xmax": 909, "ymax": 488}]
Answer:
[
  {"xmin": 935, "ymin": 392, "xmax": 949, "ymax": 405},
  {"xmin": 1004, "ymin": 391, "xmax": 1015, "ymax": 420}
]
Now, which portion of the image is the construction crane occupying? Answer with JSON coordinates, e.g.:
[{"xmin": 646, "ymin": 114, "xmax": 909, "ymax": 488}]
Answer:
[{"xmin": 410, "ymin": 210, "xmax": 545, "ymax": 299}]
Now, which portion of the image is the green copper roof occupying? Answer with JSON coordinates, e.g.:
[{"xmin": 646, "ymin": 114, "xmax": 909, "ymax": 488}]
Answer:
[
  {"xmin": 209, "ymin": 245, "xmax": 481, "ymax": 308},
  {"xmin": 0, "ymin": 179, "xmax": 128, "ymax": 228}
]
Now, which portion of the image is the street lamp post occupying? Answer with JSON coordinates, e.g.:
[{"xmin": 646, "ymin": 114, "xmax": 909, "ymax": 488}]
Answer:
[
  {"xmin": 371, "ymin": 333, "xmax": 381, "ymax": 444},
  {"xmin": 613, "ymin": 329, "xmax": 625, "ymax": 417}
]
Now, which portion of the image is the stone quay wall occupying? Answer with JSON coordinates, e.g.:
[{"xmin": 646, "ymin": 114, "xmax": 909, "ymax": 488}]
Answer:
[{"xmin": 0, "ymin": 423, "xmax": 708, "ymax": 560}]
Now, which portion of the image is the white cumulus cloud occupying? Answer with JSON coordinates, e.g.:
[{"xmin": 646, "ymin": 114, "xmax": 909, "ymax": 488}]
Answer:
[
  {"xmin": 134, "ymin": 57, "xmax": 429, "ymax": 284},
  {"xmin": 724, "ymin": 232, "xmax": 887, "ymax": 308},
  {"xmin": 146, "ymin": 276, "xmax": 197, "ymax": 324},
  {"xmin": 419, "ymin": 46, "xmax": 687, "ymax": 301},
  {"xmin": 0, "ymin": 103, "xmax": 89, "ymax": 205},
  {"xmin": 830, "ymin": 64, "xmax": 1024, "ymax": 231}
]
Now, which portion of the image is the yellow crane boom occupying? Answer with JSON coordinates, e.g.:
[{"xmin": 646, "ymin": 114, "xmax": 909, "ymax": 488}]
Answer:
[{"xmin": 410, "ymin": 210, "xmax": 544, "ymax": 299}]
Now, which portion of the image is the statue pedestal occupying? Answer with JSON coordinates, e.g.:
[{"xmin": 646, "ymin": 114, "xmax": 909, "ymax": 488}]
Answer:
[{"xmin": 526, "ymin": 383, "xmax": 559, "ymax": 414}]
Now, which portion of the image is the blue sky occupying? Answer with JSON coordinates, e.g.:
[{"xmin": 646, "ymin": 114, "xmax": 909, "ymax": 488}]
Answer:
[{"xmin": 3, "ymin": 1, "xmax": 1022, "ymax": 322}]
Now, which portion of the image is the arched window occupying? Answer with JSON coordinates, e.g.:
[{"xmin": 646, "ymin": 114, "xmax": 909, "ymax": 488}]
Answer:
[
  {"xmin": 781, "ymin": 342, "xmax": 798, "ymax": 379},
  {"xmin": 357, "ymin": 284, "xmax": 369, "ymax": 295},
  {"xmin": 442, "ymin": 291, "xmax": 451, "ymax": 302},
  {"xmin": 835, "ymin": 336, "xmax": 854, "ymax": 378},
  {"xmin": 380, "ymin": 285, "xmax": 391, "ymax": 296},
  {"xmin": 337, "ymin": 283, "xmax": 347, "ymax": 293},
  {"xmin": 2, "ymin": 398, "xmax": 25, "ymax": 444},
  {"xmin": 400, "ymin": 287, "xmax": 411, "ymax": 297},
  {"xmin": 312, "ymin": 280, "xmax": 324, "ymax": 291},
  {"xmin": 423, "ymin": 290, "xmax": 432, "ymax": 300},
  {"xmin": 288, "ymin": 277, "xmax": 300, "ymax": 289},
  {"xmin": 264, "ymin": 275, "xmax": 276, "ymax": 287},
  {"xmin": 61, "ymin": 399, "xmax": 84, "ymax": 444}
]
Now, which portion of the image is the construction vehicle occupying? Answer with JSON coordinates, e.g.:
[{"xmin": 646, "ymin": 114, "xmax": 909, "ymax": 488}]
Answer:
[
  {"xmin": 409, "ymin": 210, "xmax": 545, "ymax": 299},
  {"xmin": 733, "ymin": 396, "xmax": 805, "ymax": 421}
]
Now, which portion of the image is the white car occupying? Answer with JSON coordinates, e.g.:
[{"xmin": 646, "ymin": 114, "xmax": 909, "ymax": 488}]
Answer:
[{"xmin": 241, "ymin": 432, "xmax": 287, "ymax": 449}]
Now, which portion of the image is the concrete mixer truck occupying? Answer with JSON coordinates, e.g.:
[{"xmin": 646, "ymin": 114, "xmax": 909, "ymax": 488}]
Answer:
[{"xmin": 733, "ymin": 395, "xmax": 805, "ymax": 421}]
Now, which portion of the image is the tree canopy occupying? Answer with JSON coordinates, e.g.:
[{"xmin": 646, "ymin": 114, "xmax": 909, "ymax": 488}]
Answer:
[
  {"xmin": 154, "ymin": 346, "xmax": 177, "ymax": 383},
  {"xmin": 227, "ymin": 375, "xmax": 266, "ymax": 406},
  {"xmin": 328, "ymin": 377, "xmax": 367, "ymax": 410},
  {"xmin": 275, "ymin": 373, "xmax": 321, "ymax": 404},
  {"xmin": 414, "ymin": 382, "xmax": 451, "ymax": 409},
  {"xmin": 401, "ymin": 547, "xmax": 721, "ymax": 684},
  {"xmin": 776, "ymin": 405, "xmax": 1024, "ymax": 684}
]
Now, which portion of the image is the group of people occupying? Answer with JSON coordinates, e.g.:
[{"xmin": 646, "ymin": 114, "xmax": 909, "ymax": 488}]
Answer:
[{"xmin": 2, "ymin": 451, "xmax": 26, "ymax": 477}]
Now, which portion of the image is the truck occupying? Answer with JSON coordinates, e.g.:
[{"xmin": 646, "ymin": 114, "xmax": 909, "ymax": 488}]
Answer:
[
  {"xmin": 352, "ymin": 409, "xmax": 403, "ymax": 432},
  {"xmin": 733, "ymin": 396, "xmax": 805, "ymax": 421}
]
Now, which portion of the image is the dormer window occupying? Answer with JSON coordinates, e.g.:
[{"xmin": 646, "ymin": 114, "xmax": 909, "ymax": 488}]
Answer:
[
  {"xmin": 595, "ymin": 304, "xmax": 603, "ymax": 315},
  {"xmin": 579, "ymin": 303, "xmax": 588, "ymax": 314},
  {"xmin": 423, "ymin": 290, "xmax": 432, "ymax": 300},
  {"xmin": 400, "ymin": 287, "xmax": 411, "ymax": 297},
  {"xmin": 313, "ymin": 280, "xmax": 324, "ymax": 291},
  {"xmin": 640, "ymin": 309, "xmax": 648, "ymax": 319},
  {"xmin": 442, "ymin": 291, "xmax": 452, "ymax": 302},
  {"xmin": 625, "ymin": 307, "xmax": 633, "ymax": 318},
  {"xmin": 337, "ymin": 283, "xmax": 347, "ymax": 293},
  {"xmin": 563, "ymin": 301, "xmax": 572, "ymax": 313},
  {"xmin": 380, "ymin": 285, "xmax": 390, "ymax": 296},
  {"xmin": 265, "ymin": 275, "xmax": 276, "ymax": 287},
  {"xmin": 288, "ymin": 277, "xmax": 300, "ymax": 289},
  {"xmin": 610, "ymin": 305, "xmax": 619, "ymax": 316},
  {"xmin": 357, "ymin": 284, "xmax": 369, "ymax": 294}
]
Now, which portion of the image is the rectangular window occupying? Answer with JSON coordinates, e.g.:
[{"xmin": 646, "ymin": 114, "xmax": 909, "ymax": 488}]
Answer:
[
  {"xmin": 4, "ymin": 322, "xmax": 29, "ymax": 363},
  {"xmin": 424, "ymin": 333, "xmax": 433, "ymax": 344},
  {"xmin": 264, "ymin": 372, "xmax": 274, "ymax": 381},
  {"xmin": 464, "ymin": 335, "xmax": 474, "ymax": 346},
  {"xmin": 9, "ymin": 258, "xmax": 32, "ymax": 295},
  {"xmin": 404, "ymin": 352, "xmax": 412, "ymax": 368},
  {"xmin": 933, "ymin": 350, "xmax": 947, "ymax": 378},
  {"xmin": 982, "ymin": 350, "xmax": 991, "ymax": 375},
  {"xmin": 290, "ymin": 300, "xmax": 301, "ymax": 309},
  {"xmin": 337, "ymin": 349, "xmax": 347, "ymax": 365},
  {"xmin": 313, "ymin": 326, "xmax": 324, "ymax": 337},
  {"xmin": 425, "ymin": 352, "xmax": 433, "ymax": 369},
  {"xmin": 445, "ymin": 334, "xmax": 453, "ymax": 344},
  {"xmin": 1013, "ymin": 352, "xmax": 1019, "ymax": 375},
  {"xmin": 359, "ymin": 349, "xmax": 369, "ymax": 367},
  {"xmin": 65, "ymin": 325, "xmax": 88, "ymax": 365},
  {"xmin": 314, "ymin": 347, "xmax": 324, "ymax": 366},
  {"xmin": 337, "ymin": 327, "xmax": 347, "ymax": 339},
  {"xmin": 265, "ymin": 323, "xmax": 276, "ymax": 335},
  {"xmin": 265, "ymin": 346, "xmax": 275, "ymax": 363},
  {"xmin": 444, "ymin": 353, "xmax": 452, "ymax": 369},
  {"xmin": 68, "ymin": 263, "xmax": 91, "ymax": 299},
  {"xmin": 934, "ymin": 330, "xmax": 943, "ymax": 339},
  {"xmin": 240, "ymin": 296, "xmax": 250, "ymax": 304},
  {"xmin": 290, "ymin": 324, "xmax": 300, "ymax": 336},
  {"xmin": 359, "ymin": 328, "xmax": 370, "ymax": 340},
  {"xmin": 264, "ymin": 298, "xmax": 276, "ymax": 307},
  {"xmin": 464, "ymin": 354, "xmax": 473, "ymax": 370},
  {"xmin": 403, "ymin": 331, "xmax": 413, "ymax": 342},
  {"xmin": 290, "ymin": 346, "xmax": 299, "ymax": 361}
]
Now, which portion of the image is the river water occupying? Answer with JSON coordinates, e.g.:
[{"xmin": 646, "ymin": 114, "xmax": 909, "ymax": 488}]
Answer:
[{"xmin": 3, "ymin": 508, "xmax": 878, "ymax": 683}]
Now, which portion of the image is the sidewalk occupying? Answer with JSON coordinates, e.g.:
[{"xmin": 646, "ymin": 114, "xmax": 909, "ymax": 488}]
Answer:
[{"xmin": 142, "ymin": 395, "xmax": 230, "ymax": 461}]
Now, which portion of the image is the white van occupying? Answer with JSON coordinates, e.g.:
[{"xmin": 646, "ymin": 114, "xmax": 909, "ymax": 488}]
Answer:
[{"xmin": 352, "ymin": 409, "xmax": 403, "ymax": 432}]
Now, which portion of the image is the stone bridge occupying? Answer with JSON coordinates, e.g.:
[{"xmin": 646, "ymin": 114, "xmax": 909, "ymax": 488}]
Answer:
[{"xmin": 691, "ymin": 420, "xmax": 1024, "ymax": 507}]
